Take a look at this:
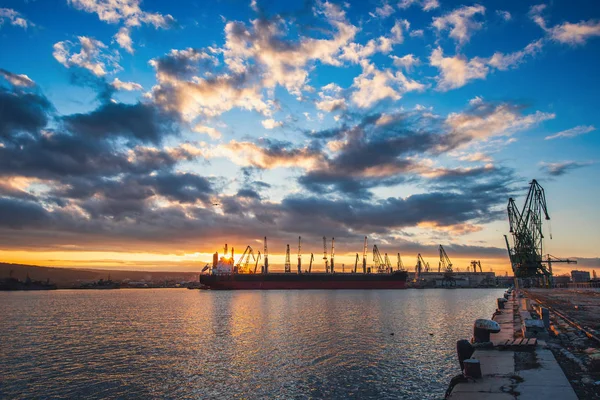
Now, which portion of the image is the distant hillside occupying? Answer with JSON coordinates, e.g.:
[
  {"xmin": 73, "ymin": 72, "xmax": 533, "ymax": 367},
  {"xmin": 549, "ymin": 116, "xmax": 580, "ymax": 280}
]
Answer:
[{"xmin": 0, "ymin": 263, "xmax": 200, "ymax": 288}]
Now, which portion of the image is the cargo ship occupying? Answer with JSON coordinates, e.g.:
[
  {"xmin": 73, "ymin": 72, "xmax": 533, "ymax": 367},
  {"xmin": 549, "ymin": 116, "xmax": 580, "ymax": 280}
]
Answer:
[{"xmin": 199, "ymin": 244, "xmax": 408, "ymax": 290}]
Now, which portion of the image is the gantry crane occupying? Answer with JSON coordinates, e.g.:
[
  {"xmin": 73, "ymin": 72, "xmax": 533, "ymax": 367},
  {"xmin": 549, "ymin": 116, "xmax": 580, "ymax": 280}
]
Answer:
[
  {"xmin": 362, "ymin": 236, "xmax": 368, "ymax": 273},
  {"xmin": 373, "ymin": 245, "xmax": 386, "ymax": 273},
  {"xmin": 297, "ymin": 236, "xmax": 302, "ymax": 274},
  {"xmin": 284, "ymin": 244, "xmax": 291, "ymax": 273}
]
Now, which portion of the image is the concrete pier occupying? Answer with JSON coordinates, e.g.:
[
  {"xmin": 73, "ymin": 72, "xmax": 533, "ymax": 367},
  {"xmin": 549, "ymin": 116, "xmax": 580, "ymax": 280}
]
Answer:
[{"xmin": 447, "ymin": 289, "xmax": 578, "ymax": 399}]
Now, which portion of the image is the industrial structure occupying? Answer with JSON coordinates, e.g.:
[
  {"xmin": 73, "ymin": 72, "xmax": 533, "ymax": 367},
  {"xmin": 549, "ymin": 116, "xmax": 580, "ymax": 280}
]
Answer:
[{"xmin": 504, "ymin": 179, "xmax": 576, "ymax": 286}]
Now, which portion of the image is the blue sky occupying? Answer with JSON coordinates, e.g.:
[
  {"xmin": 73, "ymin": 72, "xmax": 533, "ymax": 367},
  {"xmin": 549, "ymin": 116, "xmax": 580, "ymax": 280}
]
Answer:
[{"xmin": 0, "ymin": 0, "xmax": 599, "ymax": 273}]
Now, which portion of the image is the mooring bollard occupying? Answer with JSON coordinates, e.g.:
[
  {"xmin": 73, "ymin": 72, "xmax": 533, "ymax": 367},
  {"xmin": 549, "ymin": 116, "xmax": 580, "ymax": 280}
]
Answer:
[
  {"xmin": 541, "ymin": 307, "xmax": 550, "ymax": 330},
  {"xmin": 456, "ymin": 339, "xmax": 475, "ymax": 371},
  {"xmin": 497, "ymin": 298, "xmax": 507, "ymax": 309},
  {"xmin": 473, "ymin": 319, "xmax": 501, "ymax": 343},
  {"xmin": 463, "ymin": 359, "xmax": 482, "ymax": 379}
]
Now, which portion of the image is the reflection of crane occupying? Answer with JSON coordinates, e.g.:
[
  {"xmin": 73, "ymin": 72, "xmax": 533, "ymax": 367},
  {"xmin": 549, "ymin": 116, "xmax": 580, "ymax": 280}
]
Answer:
[
  {"xmin": 264, "ymin": 237, "xmax": 269, "ymax": 273},
  {"xmin": 235, "ymin": 246, "xmax": 255, "ymax": 274},
  {"xmin": 384, "ymin": 253, "xmax": 393, "ymax": 273},
  {"xmin": 373, "ymin": 245, "xmax": 386, "ymax": 273},
  {"xmin": 297, "ymin": 236, "xmax": 302, "ymax": 274},
  {"xmin": 308, "ymin": 253, "xmax": 315, "ymax": 273},
  {"xmin": 254, "ymin": 251, "xmax": 262, "ymax": 274},
  {"xmin": 323, "ymin": 236, "xmax": 329, "ymax": 272},
  {"xmin": 362, "ymin": 236, "xmax": 368, "ymax": 274},
  {"xmin": 397, "ymin": 253, "xmax": 405, "ymax": 271},
  {"xmin": 284, "ymin": 244, "xmax": 291, "ymax": 273},
  {"xmin": 331, "ymin": 237, "xmax": 335, "ymax": 273},
  {"xmin": 505, "ymin": 179, "xmax": 551, "ymax": 279},
  {"xmin": 354, "ymin": 253, "xmax": 359, "ymax": 273},
  {"xmin": 439, "ymin": 245, "xmax": 453, "ymax": 273}
]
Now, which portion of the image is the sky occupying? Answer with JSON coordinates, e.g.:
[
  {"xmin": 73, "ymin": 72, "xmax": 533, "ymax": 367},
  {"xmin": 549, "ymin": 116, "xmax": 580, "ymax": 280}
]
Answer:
[{"xmin": 0, "ymin": 0, "xmax": 599, "ymax": 275}]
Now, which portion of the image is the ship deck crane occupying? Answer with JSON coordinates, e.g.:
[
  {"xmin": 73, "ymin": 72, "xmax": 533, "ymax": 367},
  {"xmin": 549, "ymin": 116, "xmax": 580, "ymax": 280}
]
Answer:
[
  {"xmin": 297, "ymin": 236, "xmax": 302, "ymax": 274},
  {"xmin": 308, "ymin": 253, "xmax": 314, "ymax": 273},
  {"xmin": 331, "ymin": 237, "xmax": 335, "ymax": 273},
  {"xmin": 362, "ymin": 236, "xmax": 368, "ymax": 274},
  {"xmin": 354, "ymin": 253, "xmax": 359, "ymax": 273},
  {"xmin": 235, "ymin": 246, "xmax": 255, "ymax": 274},
  {"xmin": 284, "ymin": 244, "xmax": 291, "ymax": 273},
  {"xmin": 323, "ymin": 236, "xmax": 329, "ymax": 273},
  {"xmin": 397, "ymin": 253, "xmax": 405, "ymax": 271},
  {"xmin": 416, "ymin": 253, "xmax": 429, "ymax": 278},
  {"xmin": 384, "ymin": 253, "xmax": 393, "ymax": 273},
  {"xmin": 439, "ymin": 245, "xmax": 453, "ymax": 273},
  {"xmin": 373, "ymin": 245, "xmax": 386, "ymax": 273},
  {"xmin": 254, "ymin": 251, "xmax": 262, "ymax": 274},
  {"xmin": 264, "ymin": 236, "xmax": 269, "ymax": 273}
]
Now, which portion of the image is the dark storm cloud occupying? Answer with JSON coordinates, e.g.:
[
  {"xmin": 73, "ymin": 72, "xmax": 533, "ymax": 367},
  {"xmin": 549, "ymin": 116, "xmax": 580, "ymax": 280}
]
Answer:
[
  {"xmin": 0, "ymin": 86, "xmax": 51, "ymax": 140},
  {"xmin": 0, "ymin": 197, "xmax": 50, "ymax": 229},
  {"xmin": 63, "ymin": 102, "xmax": 179, "ymax": 143},
  {"xmin": 143, "ymin": 172, "xmax": 214, "ymax": 204}
]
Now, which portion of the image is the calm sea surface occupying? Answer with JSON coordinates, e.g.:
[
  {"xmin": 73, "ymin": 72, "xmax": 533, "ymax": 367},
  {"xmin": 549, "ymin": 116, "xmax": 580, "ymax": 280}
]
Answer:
[{"xmin": 0, "ymin": 288, "xmax": 503, "ymax": 399}]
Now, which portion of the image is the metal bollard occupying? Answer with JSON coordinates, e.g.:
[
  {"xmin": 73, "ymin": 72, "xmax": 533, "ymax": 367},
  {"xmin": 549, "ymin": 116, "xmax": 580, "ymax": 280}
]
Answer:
[
  {"xmin": 456, "ymin": 339, "xmax": 475, "ymax": 371},
  {"xmin": 473, "ymin": 319, "xmax": 501, "ymax": 343},
  {"xmin": 541, "ymin": 307, "xmax": 550, "ymax": 330},
  {"xmin": 497, "ymin": 298, "xmax": 507, "ymax": 309},
  {"xmin": 463, "ymin": 359, "xmax": 482, "ymax": 378}
]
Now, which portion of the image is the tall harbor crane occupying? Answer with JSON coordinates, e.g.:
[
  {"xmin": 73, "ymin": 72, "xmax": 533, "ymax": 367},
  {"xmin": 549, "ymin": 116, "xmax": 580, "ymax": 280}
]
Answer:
[
  {"xmin": 416, "ymin": 253, "xmax": 429, "ymax": 277},
  {"xmin": 470, "ymin": 260, "xmax": 483, "ymax": 273},
  {"xmin": 384, "ymin": 253, "xmax": 393, "ymax": 273},
  {"xmin": 354, "ymin": 253, "xmax": 359, "ymax": 273},
  {"xmin": 254, "ymin": 251, "xmax": 262, "ymax": 274},
  {"xmin": 284, "ymin": 244, "xmax": 291, "ymax": 273},
  {"xmin": 331, "ymin": 237, "xmax": 335, "ymax": 273},
  {"xmin": 397, "ymin": 253, "xmax": 405, "ymax": 271},
  {"xmin": 373, "ymin": 245, "xmax": 386, "ymax": 273},
  {"xmin": 323, "ymin": 236, "xmax": 329, "ymax": 272},
  {"xmin": 297, "ymin": 236, "xmax": 302, "ymax": 274},
  {"xmin": 439, "ymin": 245, "xmax": 453, "ymax": 273},
  {"xmin": 308, "ymin": 253, "xmax": 314, "ymax": 273},
  {"xmin": 235, "ymin": 246, "xmax": 255, "ymax": 274},
  {"xmin": 264, "ymin": 237, "xmax": 269, "ymax": 273},
  {"xmin": 362, "ymin": 236, "xmax": 368, "ymax": 274}
]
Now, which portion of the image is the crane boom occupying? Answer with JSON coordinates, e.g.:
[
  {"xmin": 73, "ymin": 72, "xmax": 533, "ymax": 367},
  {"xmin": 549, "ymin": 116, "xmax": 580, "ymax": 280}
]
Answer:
[
  {"xmin": 323, "ymin": 236, "xmax": 329, "ymax": 272},
  {"xmin": 439, "ymin": 245, "xmax": 453, "ymax": 273},
  {"xmin": 284, "ymin": 244, "xmax": 291, "ymax": 273},
  {"xmin": 362, "ymin": 236, "xmax": 367, "ymax": 274},
  {"xmin": 309, "ymin": 253, "xmax": 314, "ymax": 273},
  {"xmin": 354, "ymin": 253, "xmax": 359, "ymax": 273},
  {"xmin": 372, "ymin": 245, "xmax": 386, "ymax": 273},
  {"xmin": 254, "ymin": 251, "xmax": 262, "ymax": 274}
]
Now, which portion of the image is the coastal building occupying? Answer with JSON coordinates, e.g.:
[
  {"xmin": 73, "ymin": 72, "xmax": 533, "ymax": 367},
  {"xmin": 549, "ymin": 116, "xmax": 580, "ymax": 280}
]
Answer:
[{"xmin": 571, "ymin": 270, "xmax": 591, "ymax": 282}]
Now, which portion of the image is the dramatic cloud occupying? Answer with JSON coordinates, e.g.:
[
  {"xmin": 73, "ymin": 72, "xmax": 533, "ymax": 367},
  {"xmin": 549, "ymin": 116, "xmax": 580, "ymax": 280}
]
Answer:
[
  {"xmin": 0, "ymin": 8, "xmax": 32, "ymax": 29},
  {"xmin": 0, "ymin": 68, "xmax": 35, "ymax": 87},
  {"xmin": 446, "ymin": 99, "xmax": 555, "ymax": 141},
  {"xmin": 53, "ymin": 36, "xmax": 121, "ymax": 77},
  {"xmin": 0, "ymin": 86, "xmax": 51, "ymax": 140},
  {"xmin": 351, "ymin": 61, "xmax": 426, "ymax": 108},
  {"xmin": 430, "ymin": 47, "xmax": 488, "ymax": 91},
  {"xmin": 111, "ymin": 77, "xmax": 142, "ymax": 91},
  {"xmin": 531, "ymin": 5, "xmax": 600, "ymax": 45},
  {"xmin": 432, "ymin": 4, "xmax": 485, "ymax": 46},
  {"xmin": 545, "ymin": 125, "xmax": 596, "ymax": 140},
  {"xmin": 67, "ymin": 0, "xmax": 176, "ymax": 52},
  {"xmin": 488, "ymin": 39, "xmax": 544, "ymax": 70},
  {"xmin": 540, "ymin": 161, "xmax": 594, "ymax": 176},
  {"xmin": 398, "ymin": 0, "xmax": 439, "ymax": 12}
]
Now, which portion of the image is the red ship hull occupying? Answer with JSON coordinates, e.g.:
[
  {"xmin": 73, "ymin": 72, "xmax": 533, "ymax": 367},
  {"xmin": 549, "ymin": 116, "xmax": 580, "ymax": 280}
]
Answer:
[{"xmin": 200, "ymin": 272, "xmax": 408, "ymax": 290}]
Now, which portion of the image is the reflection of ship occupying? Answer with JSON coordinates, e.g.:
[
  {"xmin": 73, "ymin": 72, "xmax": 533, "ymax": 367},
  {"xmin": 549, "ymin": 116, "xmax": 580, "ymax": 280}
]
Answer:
[
  {"xmin": 200, "ymin": 243, "xmax": 408, "ymax": 290},
  {"xmin": 79, "ymin": 275, "xmax": 120, "ymax": 289},
  {"xmin": 0, "ymin": 271, "xmax": 57, "ymax": 291}
]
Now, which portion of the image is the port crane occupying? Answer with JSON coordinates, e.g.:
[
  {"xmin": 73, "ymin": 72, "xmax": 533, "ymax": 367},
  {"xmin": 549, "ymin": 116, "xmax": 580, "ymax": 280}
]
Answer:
[
  {"xmin": 297, "ymin": 236, "xmax": 302, "ymax": 274},
  {"xmin": 284, "ymin": 244, "xmax": 291, "ymax": 273},
  {"xmin": 415, "ymin": 253, "xmax": 429, "ymax": 277},
  {"xmin": 331, "ymin": 237, "xmax": 335, "ymax": 273},
  {"xmin": 362, "ymin": 236, "xmax": 368, "ymax": 274},
  {"xmin": 323, "ymin": 236, "xmax": 329, "ymax": 272},
  {"xmin": 470, "ymin": 260, "xmax": 483, "ymax": 273},
  {"xmin": 254, "ymin": 251, "xmax": 262, "ymax": 274},
  {"xmin": 504, "ymin": 179, "xmax": 574, "ymax": 285},
  {"xmin": 372, "ymin": 245, "xmax": 386, "ymax": 273},
  {"xmin": 354, "ymin": 253, "xmax": 359, "ymax": 273},
  {"xmin": 439, "ymin": 245, "xmax": 456, "ymax": 287},
  {"xmin": 384, "ymin": 253, "xmax": 393, "ymax": 273},
  {"xmin": 235, "ymin": 246, "xmax": 255, "ymax": 274},
  {"xmin": 397, "ymin": 253, "xmax": 405, "ymax": 271},
  {"xmin": 264, "ymin": 237, "xmax": 269, "ymax": 273},
  {"xmin": 308, "ymin": 253, "xmax": 314, "ymax": 273}
]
